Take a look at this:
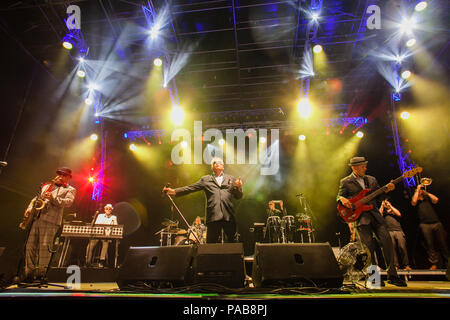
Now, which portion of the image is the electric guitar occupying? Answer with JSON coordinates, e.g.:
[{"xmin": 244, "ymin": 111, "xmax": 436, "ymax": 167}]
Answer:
[{"xmin": 337, "ymin": 167, "xmax": 422, "ymax": 223}]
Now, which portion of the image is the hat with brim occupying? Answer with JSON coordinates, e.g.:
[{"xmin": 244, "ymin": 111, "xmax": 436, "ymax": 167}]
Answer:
[
  {"xmin": 348, "ymin": 157, "xmax": 368, "ymax": 167},
  {"xmin": 56, "ymin": 167, "xmax": 72, "ymax": 178}
]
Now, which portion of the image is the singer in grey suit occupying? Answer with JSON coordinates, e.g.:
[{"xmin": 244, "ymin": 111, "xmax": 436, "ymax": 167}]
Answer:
[
  {"xmin": 164, "ymin": 158, "xmax": 243, "ymax": 243},
  {"xmin": 24, "ymin": 167, "xmax": 76, "ymax": 280}
]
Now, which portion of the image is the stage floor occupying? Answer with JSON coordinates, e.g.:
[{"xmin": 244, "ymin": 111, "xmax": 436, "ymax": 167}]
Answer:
[{"xmin": 1, "ymin": 277, "xmax": 449, "ymax": 317}]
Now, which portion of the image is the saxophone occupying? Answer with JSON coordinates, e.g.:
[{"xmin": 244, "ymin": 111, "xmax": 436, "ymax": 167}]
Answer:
[{"xmin": 18, "ymin": 177, "xmax": 57, "ymax": 230}]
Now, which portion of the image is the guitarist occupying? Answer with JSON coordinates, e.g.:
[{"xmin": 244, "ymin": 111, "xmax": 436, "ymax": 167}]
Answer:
[
  {"xmin": 337, "ymin": 156, "xmax": 406, "ymax": 287},
  {"xmin": 23, "ymin": 167, "xmax": 76, "ymax": 281}
]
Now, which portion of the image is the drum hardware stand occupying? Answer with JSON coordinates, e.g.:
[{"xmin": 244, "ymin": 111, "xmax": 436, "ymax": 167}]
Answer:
[
  {"xmin": 163, "ymin": 186, "xmax": 201, "ymax": 244},
  {"xmin": 155, "ymin": 225, "xmax": 177, "ymax": 246},
  {"xmin": 280, "ymin": 222, "xmax": 286, "ymax": 244},
  {"xmin": 296, "ymin": 193, "xmax": 315, "ymax": 243}
]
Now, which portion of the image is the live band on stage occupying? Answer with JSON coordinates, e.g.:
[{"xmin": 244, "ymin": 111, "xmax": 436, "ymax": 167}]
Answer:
[{"xmin": 14, "ymin": 156, "xmax": 449, "ymax": 288}]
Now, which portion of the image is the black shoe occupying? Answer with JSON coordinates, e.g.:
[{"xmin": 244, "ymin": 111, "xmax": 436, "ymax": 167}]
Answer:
[{"xmin": 388, "ymin": 276, "xmax": 407, "ymax": 287}]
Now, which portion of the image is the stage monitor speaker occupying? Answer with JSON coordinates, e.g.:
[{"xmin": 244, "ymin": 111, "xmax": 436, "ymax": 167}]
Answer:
[
  {"xmin": 252, "ymin": 243, "xmax": 343, "ymax": 288},
  {"xmin": 117, "ymin": 246, "xmax": 195, "ymax": 289},
  {"xmin": 194, "ymin": 243, "xmax": 246, "ymax": 288}
]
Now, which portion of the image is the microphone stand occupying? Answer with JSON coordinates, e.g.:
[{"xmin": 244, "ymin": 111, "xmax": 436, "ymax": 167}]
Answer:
[{"xmin": 163, "ymin": 191, "xmax": 201, "ymax": 244}]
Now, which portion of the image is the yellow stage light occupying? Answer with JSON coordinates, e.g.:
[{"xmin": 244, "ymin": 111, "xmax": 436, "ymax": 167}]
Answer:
[
  {"xmin": 400, "ymin": 111, "xmax": 410, "ymax": 120},
  {"xmin": 297, "ymin": 99, "xmax": 312, "ymax": 119},
  {"xmin": 415, "ymin": 1, "xmax": 427, "ymax": 11},
  {"xmin": 401, "ymin": 70, "xmax": 411, "ymax": 79},
  {"xmin": 62, "ymin": 41, "xmax": 73, "ymax": 50},
  {"xmin": 313, "ymin": 44, "xmax": 323, "ymax": 54},
  {"xmin": 154, "ymin": 58, "xmax": 162, "ymax": 67},
  {"xmin": 171, "ymin": 106, "xmax": 185, "ymax": 126}
]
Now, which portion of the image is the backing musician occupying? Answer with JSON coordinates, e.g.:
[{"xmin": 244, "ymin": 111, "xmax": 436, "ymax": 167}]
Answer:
[
  {"xmin": 188, "ymin": 216, "xmax": 207, "ymax": 244},
  {"xmin": 85, "ymin": 204, "xmax": 117, "ymax": 268},
  {"xmin": 23, "ymin": 167, "xmax": 76, "ymax": 281},
  {"xmin": 267, "ymin": 200, "xmax": 284, "ymax": 217}
]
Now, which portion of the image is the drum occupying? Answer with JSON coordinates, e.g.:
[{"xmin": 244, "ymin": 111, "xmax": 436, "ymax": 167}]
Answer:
[
  {"xmin": 174, "ymin": 235, "xmax": 187, "ymax": 246},
  {"xmin": 266, "ymin": 216, "xmax": 281, "ymax": 243},
  {"xmin": 176, "ymin": 238, "xmax": 195, "ymax": 246},
  {"xmin": 282, "ymin": 215, "xmax": 295, "ymax": 243},
  {"xmin": 189, "ymin": 226, "xmax": 207, "ymax": 244}
]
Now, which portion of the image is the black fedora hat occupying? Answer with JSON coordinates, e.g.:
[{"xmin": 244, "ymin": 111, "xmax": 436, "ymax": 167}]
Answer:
[
  {"xmin": 56, "ymin": 167, "xmax": 72, "ymax": 178},
  {"xmin": 348, "ymin": 156, "xmax": 368, "ymax": 166}
]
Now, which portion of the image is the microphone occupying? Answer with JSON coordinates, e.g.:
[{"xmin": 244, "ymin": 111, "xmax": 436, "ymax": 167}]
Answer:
[
  {"xmin": 162, "ymin": 183, "xmax": 171, "ymax": 197},
  {"xmin": 0, "ymin": 161, "xmax": 7, "ymax": 167}
]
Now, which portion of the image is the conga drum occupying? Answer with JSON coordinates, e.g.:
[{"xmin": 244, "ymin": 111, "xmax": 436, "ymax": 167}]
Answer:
[
  {"xmin": 282, "ymin": 215, "xmax": 295, "ymax": 243},
  {"xmin": 266, "ymin": 216, "xmax": 281, "ymax": 243}
]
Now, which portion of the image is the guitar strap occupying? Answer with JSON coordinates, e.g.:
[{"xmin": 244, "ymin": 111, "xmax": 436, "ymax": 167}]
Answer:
[{"xmin": 363, "ymin": 176, "xmax": 370, "ymax": 190}]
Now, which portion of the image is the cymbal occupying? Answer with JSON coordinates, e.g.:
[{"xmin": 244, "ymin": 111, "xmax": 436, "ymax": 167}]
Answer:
[
  {"xmin": 162, "ymin": 220, "xmax": 178, "ymax": 227},
  {"xmin": 176, "ymin": 229, "xmax": 188, "ymax": 235}
]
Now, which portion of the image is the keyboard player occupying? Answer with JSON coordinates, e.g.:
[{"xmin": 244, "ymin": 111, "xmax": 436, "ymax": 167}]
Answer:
[{"xmin": 85, "ymin": 204, "xmax": 117, "ymax": 267}]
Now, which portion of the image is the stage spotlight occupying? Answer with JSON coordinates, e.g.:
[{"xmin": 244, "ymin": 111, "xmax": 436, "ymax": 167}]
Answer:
[
  {"xmin": 313, "ymin": 44, "xmax": 323, "ymax": 54},
  {"xmin": 400, "ymin": 111, "xmax": 410, "ymax": 120},
  {"xmin": 259, "ymin": 137, "xmax": 266, "ymax": 144},
  {"xmin": 415, "ymin": 1, "xmax": 427, "ymax": 11},
  {"xmin": 88, "ymin": 83, "xmax": 99, "ymax": 91},
  {"xmin": 90, "ymin": 133, "xmax": 98, "ymax": 141},
  {"xmin": 171, "ymin": 106, "xmax": 185, "ymax": 126},
  {"xmin": 62, "ymin": 41, "xmax": 73, "ymax": 50},
  {"xmin": 399, "ymin": 17, "xmax": 416, "ymax": 34},
  {"xmin": 406, "ymin": 38, "xmax": 416, "ymax": 47},
  {"xmin": 77, "ymin": 70, "xmax": 86, "ymax": 78},
  {"xmin": 85, "ymin": 98, "xmax": 93, "ymax": 105},
  {"xmin": 154, "ymin": 58, "xmax": 163, "ymax": 67},
  {"xmin": 401, "ymin": 70, "xmax": 411, "ymax": 79},
  {"xmin": 218, "ymin": 139, "xmax": 225, "ymax": 146},
  {"xmin": 181, "ymin": 141, "xmax": 188, "ymax": 149},
  {"xmin": 356, "ymin": 131, "xmax": 364, "ymax": 138},
  {"xmin": 78, "ymin": 57, "xmax": 85, "ymax": 63},
  {"xmin": 149, "ymin": 22, "xmax": 161, "ymax": 39},
  {"xmin": 297, "ymin": 99, "xmax": 312, "ymax": 119},
  {"xmin": 394, "ymin": 55, "xmax": 405, "ymax": 64},
  {"xmin": 298, "ymin": 135, "xmax": 306, "ymax": 141},
  {"xmin": 129, "ymin": 143, "xmax": 137, "ymax": 151},
  {"xmin": 88, "ymin": 177, "xmax": 95, "ymax": 183},
  {"xmin": 311, "ymin": 12, "xmax": 319, "ymax": 21}
]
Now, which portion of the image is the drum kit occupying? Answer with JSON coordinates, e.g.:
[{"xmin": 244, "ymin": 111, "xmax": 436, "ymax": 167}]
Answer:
[
  {"xmin": 156, "ymin": 219, "xmax": 205, "ymax": 246},
  {"xmin": 265, "ymin": 195, "xmax": 315, "ymax": 244},
  {"xmin": 265, "ymin": 214, "xmax": 313, "ymax": 243}
]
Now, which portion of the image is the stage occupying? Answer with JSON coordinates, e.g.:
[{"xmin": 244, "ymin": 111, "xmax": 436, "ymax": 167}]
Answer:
[{"xmin": 1, "ymin": 264, "xmax": 449, "ymax": 317}]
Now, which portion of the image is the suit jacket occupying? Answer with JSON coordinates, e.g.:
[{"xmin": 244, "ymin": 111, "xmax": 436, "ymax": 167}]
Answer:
[
  {"xmin": 174, "ymin": 173, "xmax": 243, "ymax": 224},
  {"xmin": 27, "ymin": 183, "xmax": 76, "ymax": 226},
  {"xmin": 337, "ymin": 173, "xmax": 385, "ymax": 226}
]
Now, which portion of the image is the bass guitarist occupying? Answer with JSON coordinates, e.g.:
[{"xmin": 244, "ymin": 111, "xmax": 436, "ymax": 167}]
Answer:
[
  {"xmin": 337, "ymin": 156, "xmax": 406, "ymax": 287},
  {"xmin": 22, "ymin": 167, "xmax": 76, "ymax": 281}
]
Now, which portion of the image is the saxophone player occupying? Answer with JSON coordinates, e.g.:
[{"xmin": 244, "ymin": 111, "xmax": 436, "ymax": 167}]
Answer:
[{"xmin": 23, "ymin": 167, "xmax": 76, "ymax": 281}]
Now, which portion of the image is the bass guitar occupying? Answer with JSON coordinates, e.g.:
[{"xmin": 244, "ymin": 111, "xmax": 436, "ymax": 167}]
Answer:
[{"xmin": 337, "ymin": 167, "xmax": 422, "ymax": 223}]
